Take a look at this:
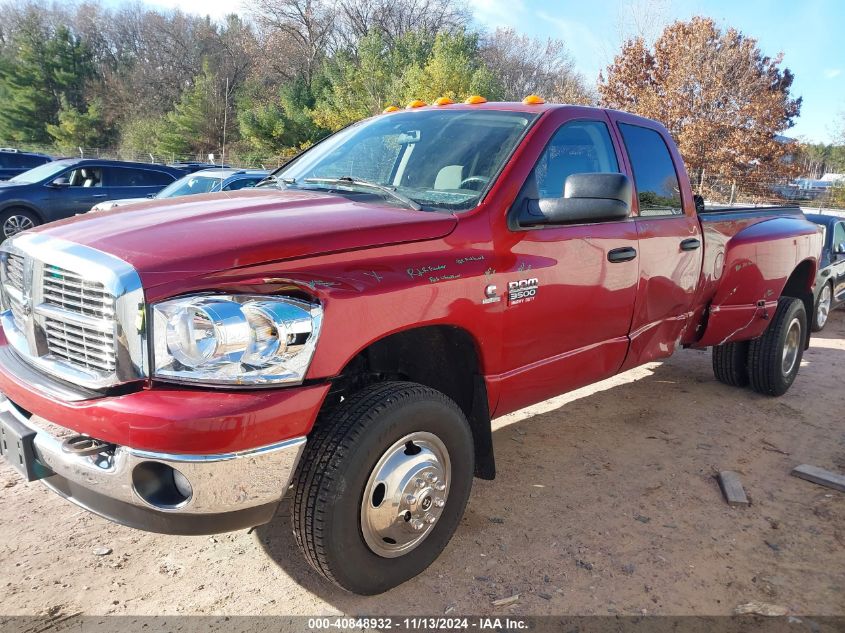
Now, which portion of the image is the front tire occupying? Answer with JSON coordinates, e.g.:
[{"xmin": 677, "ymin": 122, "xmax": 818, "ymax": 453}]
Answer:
[
  {"xmin": 292, "ymin": 381, "xmax": 474, "ymax": 595},
  {"xmin": 0, "ymin": 208, "xmax": 39, "ymax": 240},
  {"xmin": 812, "ymin": 282, "xmax": 832, "ymax": 332},
  {"xmin": 748, "ymin": 297, "xmax": 807, "ymax": 396}
]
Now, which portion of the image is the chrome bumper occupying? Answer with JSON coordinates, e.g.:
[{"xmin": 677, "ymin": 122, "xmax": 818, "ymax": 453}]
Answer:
[{"xmin": 0, "ymin": 394, "xmax": 305, "ymax": 531}]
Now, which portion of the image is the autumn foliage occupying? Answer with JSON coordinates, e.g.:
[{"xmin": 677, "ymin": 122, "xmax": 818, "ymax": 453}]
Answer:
[{"xmin": 599, "ymin": 17, "xmax": 802, "ymax": 199}]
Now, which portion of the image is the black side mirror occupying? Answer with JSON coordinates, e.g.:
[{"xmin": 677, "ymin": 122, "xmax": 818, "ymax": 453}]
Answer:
[
  {"xmin": 521, "ymin": 173, "xmax": 631, "ymax": 226},
  {"xmin": 836, "ymin": 242, "xmax": 845, "ymax": 255},
  {"xmin": 693, "ymin": 194, "xmax": 705, "ymax": 214}
]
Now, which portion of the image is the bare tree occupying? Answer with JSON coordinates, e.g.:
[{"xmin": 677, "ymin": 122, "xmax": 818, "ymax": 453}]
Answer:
[
  {"xmin": 250, "ymin": 0, "xmax": 335, "ymax": 85},
  {"xmin": 480, "ymin": 28, "xmax": 593, "ymax": 104}
]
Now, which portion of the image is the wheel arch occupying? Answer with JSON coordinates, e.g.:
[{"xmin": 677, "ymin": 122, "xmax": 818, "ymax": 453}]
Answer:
[
  {"xmin": 0, "ymin": 202, "xmax": 45, "ymax": 223},
  {"xmin": 780, "ymin": 258, "xmax": 816, "ymax": 348},
  {"xmin": 325, "ymin": 324, "xmax": 495, "ymax": 479}
]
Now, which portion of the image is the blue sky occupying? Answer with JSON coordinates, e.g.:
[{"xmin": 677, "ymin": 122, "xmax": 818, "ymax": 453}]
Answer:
[
  {"xmin": 145, "ymin": 0, "xmax": 844, "ymax": 143},
  {"xmin": 467, "ymin": 0, "xmax": 844, "ymax": 143}
]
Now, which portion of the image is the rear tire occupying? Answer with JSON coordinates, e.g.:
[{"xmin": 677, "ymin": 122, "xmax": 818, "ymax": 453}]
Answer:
[
  {"xmin": 712, "ymin": 341, "xmax": 749, "ymax": 387},
  {"xmin": 811, "ymin": 282, "xmax": 832, "ymax": 332},
  {"xmin": 0, "ymin": 208, "xmax": 39, "ymax": 240},
  {"xmin": 748, "ymin": 297, "xmax": 807, "ymax": 396},
  {"xmin": 292, "ymin": 381, "xmax": 474, "ymax": 595}
]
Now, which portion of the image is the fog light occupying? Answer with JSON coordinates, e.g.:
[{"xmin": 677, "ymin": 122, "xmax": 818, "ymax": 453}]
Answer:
[{"xmin": 132, "ymin": 461, "xmax": 193, "ymax": 509}]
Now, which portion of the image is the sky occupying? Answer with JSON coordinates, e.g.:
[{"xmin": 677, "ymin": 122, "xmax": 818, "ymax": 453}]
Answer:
[{"xmin": 144, "ymin": 0, "xmax": 844, "ymax": 144}]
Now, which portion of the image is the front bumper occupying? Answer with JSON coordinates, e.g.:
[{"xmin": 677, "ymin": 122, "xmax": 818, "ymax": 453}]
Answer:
[{"xmin": 0, "ymin": 394, "xmax": 306, "ymax": 535}]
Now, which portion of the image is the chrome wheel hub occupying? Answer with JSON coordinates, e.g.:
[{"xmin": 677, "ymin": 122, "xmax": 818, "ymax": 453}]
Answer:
[
  {"xmin": 3, "ymin": 215, "xmax": 34, "ymax": 238},
  {"xmin": 818, "ymin": 285, "xmax": 831, "ymax": 326},
  {"xmin": 782, "ymin": 317, "xmax": 802, "ymax": 376},
  {"xmin": 360, "ymin": 432, "xmax": 450, "ymax": 558}
]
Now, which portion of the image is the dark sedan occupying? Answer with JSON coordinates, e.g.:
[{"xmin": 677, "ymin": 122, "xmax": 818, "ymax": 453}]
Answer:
[
  {"xmin": 0, "ymin": 158, "xmax": 184, "ymax": 238},
  {"xmin": 805, "ymin": 213, "xmax": 845, "ymax": 331}
]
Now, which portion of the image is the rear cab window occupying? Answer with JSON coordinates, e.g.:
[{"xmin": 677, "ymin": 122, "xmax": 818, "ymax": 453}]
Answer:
[{"xmin": 617, "ymin": 123, "xmax": 683, "ymax": 217}]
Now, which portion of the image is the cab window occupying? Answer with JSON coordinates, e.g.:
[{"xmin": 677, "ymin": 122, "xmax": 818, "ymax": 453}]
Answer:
[
  {"xmin": 533, "ymin": 120, "xmax": 620, "ymax": 198},
  {"xmin": 618, "ymin": 123, "xmax": 683, "ymax": 217}
]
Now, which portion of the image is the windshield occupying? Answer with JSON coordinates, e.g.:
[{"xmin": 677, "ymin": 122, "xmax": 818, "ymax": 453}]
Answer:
[
  {"xmin": 277, "ymin": 110, "xmax": 537, "ymax": 211},
  {"xmin": 8, "ymin": 161, "xmax": 69, "ymax": 183},
  {"xmin": 156, "ymin": 173, "xmax": 228, "ymax": 198}
]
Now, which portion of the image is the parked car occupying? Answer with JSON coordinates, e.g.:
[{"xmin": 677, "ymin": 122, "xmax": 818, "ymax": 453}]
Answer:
[
  {"xmin": 804, "ymin": 213, "xmax": 845, "ymax": 331},
  {"xmin": 0, "ymin": 149, "xmax": 52, "ymax": 181},
  {"xmin": 0, "ymin": 158, "xmax": 184, "ymax": 238},
  {"xmin": 0, "ymin": 100, "xmax": 822, "ymax": 595},
  {"xmin": 89, "ymin": 168, "xmax": 270, "ymax": 212},
  {"xmin": 167, "ymin": 161, "xmax": 231, "ymax": 174}
]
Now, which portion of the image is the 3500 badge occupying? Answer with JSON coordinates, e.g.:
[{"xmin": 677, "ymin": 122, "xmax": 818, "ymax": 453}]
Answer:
[{"xmin": 507, "ymin": 278, "xmax": 539, "ymax": 305}]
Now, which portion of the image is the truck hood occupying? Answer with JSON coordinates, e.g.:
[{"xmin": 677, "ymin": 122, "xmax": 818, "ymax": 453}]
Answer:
[{"xmin": 35, "ymin": 188, "xmax": 457, "ymax": 286}]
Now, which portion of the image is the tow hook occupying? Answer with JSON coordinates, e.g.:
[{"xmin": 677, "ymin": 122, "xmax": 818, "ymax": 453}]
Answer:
[{"xmin": 61, "ymin": 435, "xmax": 115, "ymax": 457}]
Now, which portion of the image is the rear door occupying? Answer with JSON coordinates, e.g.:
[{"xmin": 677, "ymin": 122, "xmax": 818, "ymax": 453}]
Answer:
[
  {"xmin": 830, "ymin": 221, "xmax": 845, "ymax": 304},
  {"xmin": 103, "ymin": 167, "xmax": 176, "ymax": 200},
  {"xmin": 609, "ymin": 115, "xmax": 703, "ymax": 369}
]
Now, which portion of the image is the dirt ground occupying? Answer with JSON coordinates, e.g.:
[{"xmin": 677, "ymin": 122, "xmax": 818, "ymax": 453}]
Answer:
[{"xmin": 2, "ymin": 313, "xmax": 844, "ymax": 619}]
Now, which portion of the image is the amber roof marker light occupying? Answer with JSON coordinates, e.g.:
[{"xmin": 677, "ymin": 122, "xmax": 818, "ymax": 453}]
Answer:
[
  {"xmin": 406, "ymin": 100, "xmax": 427, "ymax": 109},
  {"xmin": 522, "ymin": 95, "xmax": 545, "ymax": 105},
  {"xmin": 434, "ymin": 97, "xmax": 454, "ymax": 106},
  {"xmin": 382, "ymin": 106, "xmax": 400, "ymax": 113},
  {"xmin": 464, "ymin": 95, "xmax": 487, "ymax": 105}
]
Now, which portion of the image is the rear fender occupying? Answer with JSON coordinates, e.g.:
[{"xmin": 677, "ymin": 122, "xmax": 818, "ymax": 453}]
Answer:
[{"xmin": 694, "ymin": 217, "xmax": 819, "ymax": 348}]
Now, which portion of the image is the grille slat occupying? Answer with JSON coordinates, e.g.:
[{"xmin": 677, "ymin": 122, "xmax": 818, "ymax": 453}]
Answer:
[{"xmin": 3, "ymin": 256, "xmax": 119, "ymax": 376}]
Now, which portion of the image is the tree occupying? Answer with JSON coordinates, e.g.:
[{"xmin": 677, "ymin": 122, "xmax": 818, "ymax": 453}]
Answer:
[
  {"xmin": 480, "ymin": 28, "xmax": 593, "ymax": 104},
  {"xmin": 238, "ymin": 78, "xmax": 327, "ymax": 153},
  {"xmin": 155, "ymin": 63, "xmax": 233, "ymax": 158},
  {"xmin": 599, "ymin": 17, "xmax": 802, "ymax": 193},
  {"xmin": 0, "ymin": 16, "xmax": 95, "ymax": 143},
  {"xmin": 46, "ymin": 97, "xmax": 106, "ymax": 150}
]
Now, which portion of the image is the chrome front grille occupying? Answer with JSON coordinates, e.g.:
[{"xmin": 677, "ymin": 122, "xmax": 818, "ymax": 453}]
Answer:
[
  {"xmin": 43, "ymin": 265, "xmax": 115, "ymax": 319},
  {"xmin": 0, "ymin": 233, "xmax": 146, "ymax": 389},
  {"xmin": 44, "ymin": 317, "xmax": 117, "ymax": 373}
]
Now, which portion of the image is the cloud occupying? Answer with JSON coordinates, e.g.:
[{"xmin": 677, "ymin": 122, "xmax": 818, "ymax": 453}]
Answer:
[
  {"xmin": 534, "ymin": 10, "xmax": 610, "ymax": 79},
  {"xmin": 823, "ymin": 68, "xmax": 842, "ymax": 79}
]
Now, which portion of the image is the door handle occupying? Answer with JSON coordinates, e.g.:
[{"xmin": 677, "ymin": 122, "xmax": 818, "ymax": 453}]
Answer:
[
  {"xmin": 91, "ymin": 194, "xmax": 108, "ymax": 198},
  {"xmin": 680, "ymin": 238, "xmax": 701, "ymax": 251},
  {"xmin": 607, "ymin": 246, "xmax": 637, "ymax": 263}
]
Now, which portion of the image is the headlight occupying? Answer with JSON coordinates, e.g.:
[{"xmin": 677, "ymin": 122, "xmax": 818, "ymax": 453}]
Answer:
[{"xmin": 152, "ymin": 294, "xmax": 322, "ymax": 385}]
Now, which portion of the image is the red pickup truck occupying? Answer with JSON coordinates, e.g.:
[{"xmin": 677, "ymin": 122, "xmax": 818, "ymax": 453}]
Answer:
[{"xmin": 0, "ymin": 100, "xmax": 822, "ymax": 595}]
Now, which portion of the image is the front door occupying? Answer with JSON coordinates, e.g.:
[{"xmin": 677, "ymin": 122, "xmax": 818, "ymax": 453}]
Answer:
[{"xmin": 494, "ymin": 113, "xmax": 639, "ymax": 415}]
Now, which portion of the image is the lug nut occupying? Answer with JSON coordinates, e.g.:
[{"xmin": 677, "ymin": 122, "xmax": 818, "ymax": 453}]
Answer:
[
  {"xmin": 434, "ymin": 497, "xmax": 445, "ymax": 508},
  {"xmin": 405, "ymin": 494, "xmax": 417, "ymax": 506},
  {"xmin": 425, "ymin": 472, "xmax": 438, "ymax": 482},
  {"xmin": 411, "ymin": 519, "xmax": 424, "ymax": 531},
  {"xmin": 426, "ymin": 516, "xmax": 437, "ymax": 524},
  {"xmin": 435, "ymin": 481, "xmax": 446, "ymax": 491},
  {"xmin": 416, "ymin": 478, "xmax": 425, "ymax": 489}
]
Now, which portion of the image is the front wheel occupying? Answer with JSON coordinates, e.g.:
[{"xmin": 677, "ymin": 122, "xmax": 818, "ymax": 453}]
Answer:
[
  {"xmin": 812, "ymin": 282, "xmax": 832, "ymax": 332},
  {"xmin": 0, "ymin": 208, "xmax": 39, "ymax": 240},
  {"xmin": 748, "ymin": 297, "xmax": 807, "ymax": 396},
  {"xmin": 292, "ymin": 381, "xmax": 474, "ymax": 594}
]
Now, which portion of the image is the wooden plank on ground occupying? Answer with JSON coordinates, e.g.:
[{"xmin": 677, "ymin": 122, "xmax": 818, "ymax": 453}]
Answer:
[
  {"xmin": 791, "ymin": 464, "xmax": 845, "ymax": 493},
  {"xmin": 718, "ymin": 471, "xmax": 750, "ymax": 506}
]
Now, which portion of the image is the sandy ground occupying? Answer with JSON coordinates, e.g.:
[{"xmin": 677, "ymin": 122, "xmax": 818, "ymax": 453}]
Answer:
[{"xmin": 1, "ymin": 313, "xmax": 844, "ymax": 619}]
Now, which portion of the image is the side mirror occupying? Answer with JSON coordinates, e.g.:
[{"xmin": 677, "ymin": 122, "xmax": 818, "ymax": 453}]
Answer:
[
  {"xmin": 693, "ymin": 194, "xmax": 705, "ymax": 214},
  {"xmin": 521, "ymin": 173, "xmax": 631, "ymax": 226},
  {"xmin": 49, "ymin": 178, "xmax": 70, "ymax": 188},
  {"xmin": 146, "ymin": 193, "xmax": 155, "ymax": 198},
  {"xmin": 836, "ymin": 242, "xmax": 845, "ymax": 255}
]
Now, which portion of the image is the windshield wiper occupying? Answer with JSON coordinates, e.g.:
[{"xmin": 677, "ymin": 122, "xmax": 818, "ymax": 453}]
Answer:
[
  {"xmin": 256, "ymin": 174, "xmax": 296, "ymax": 188},
  {"xmin": 302, "ymin": 176, "xmax": 422, "ymax": 211}
]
